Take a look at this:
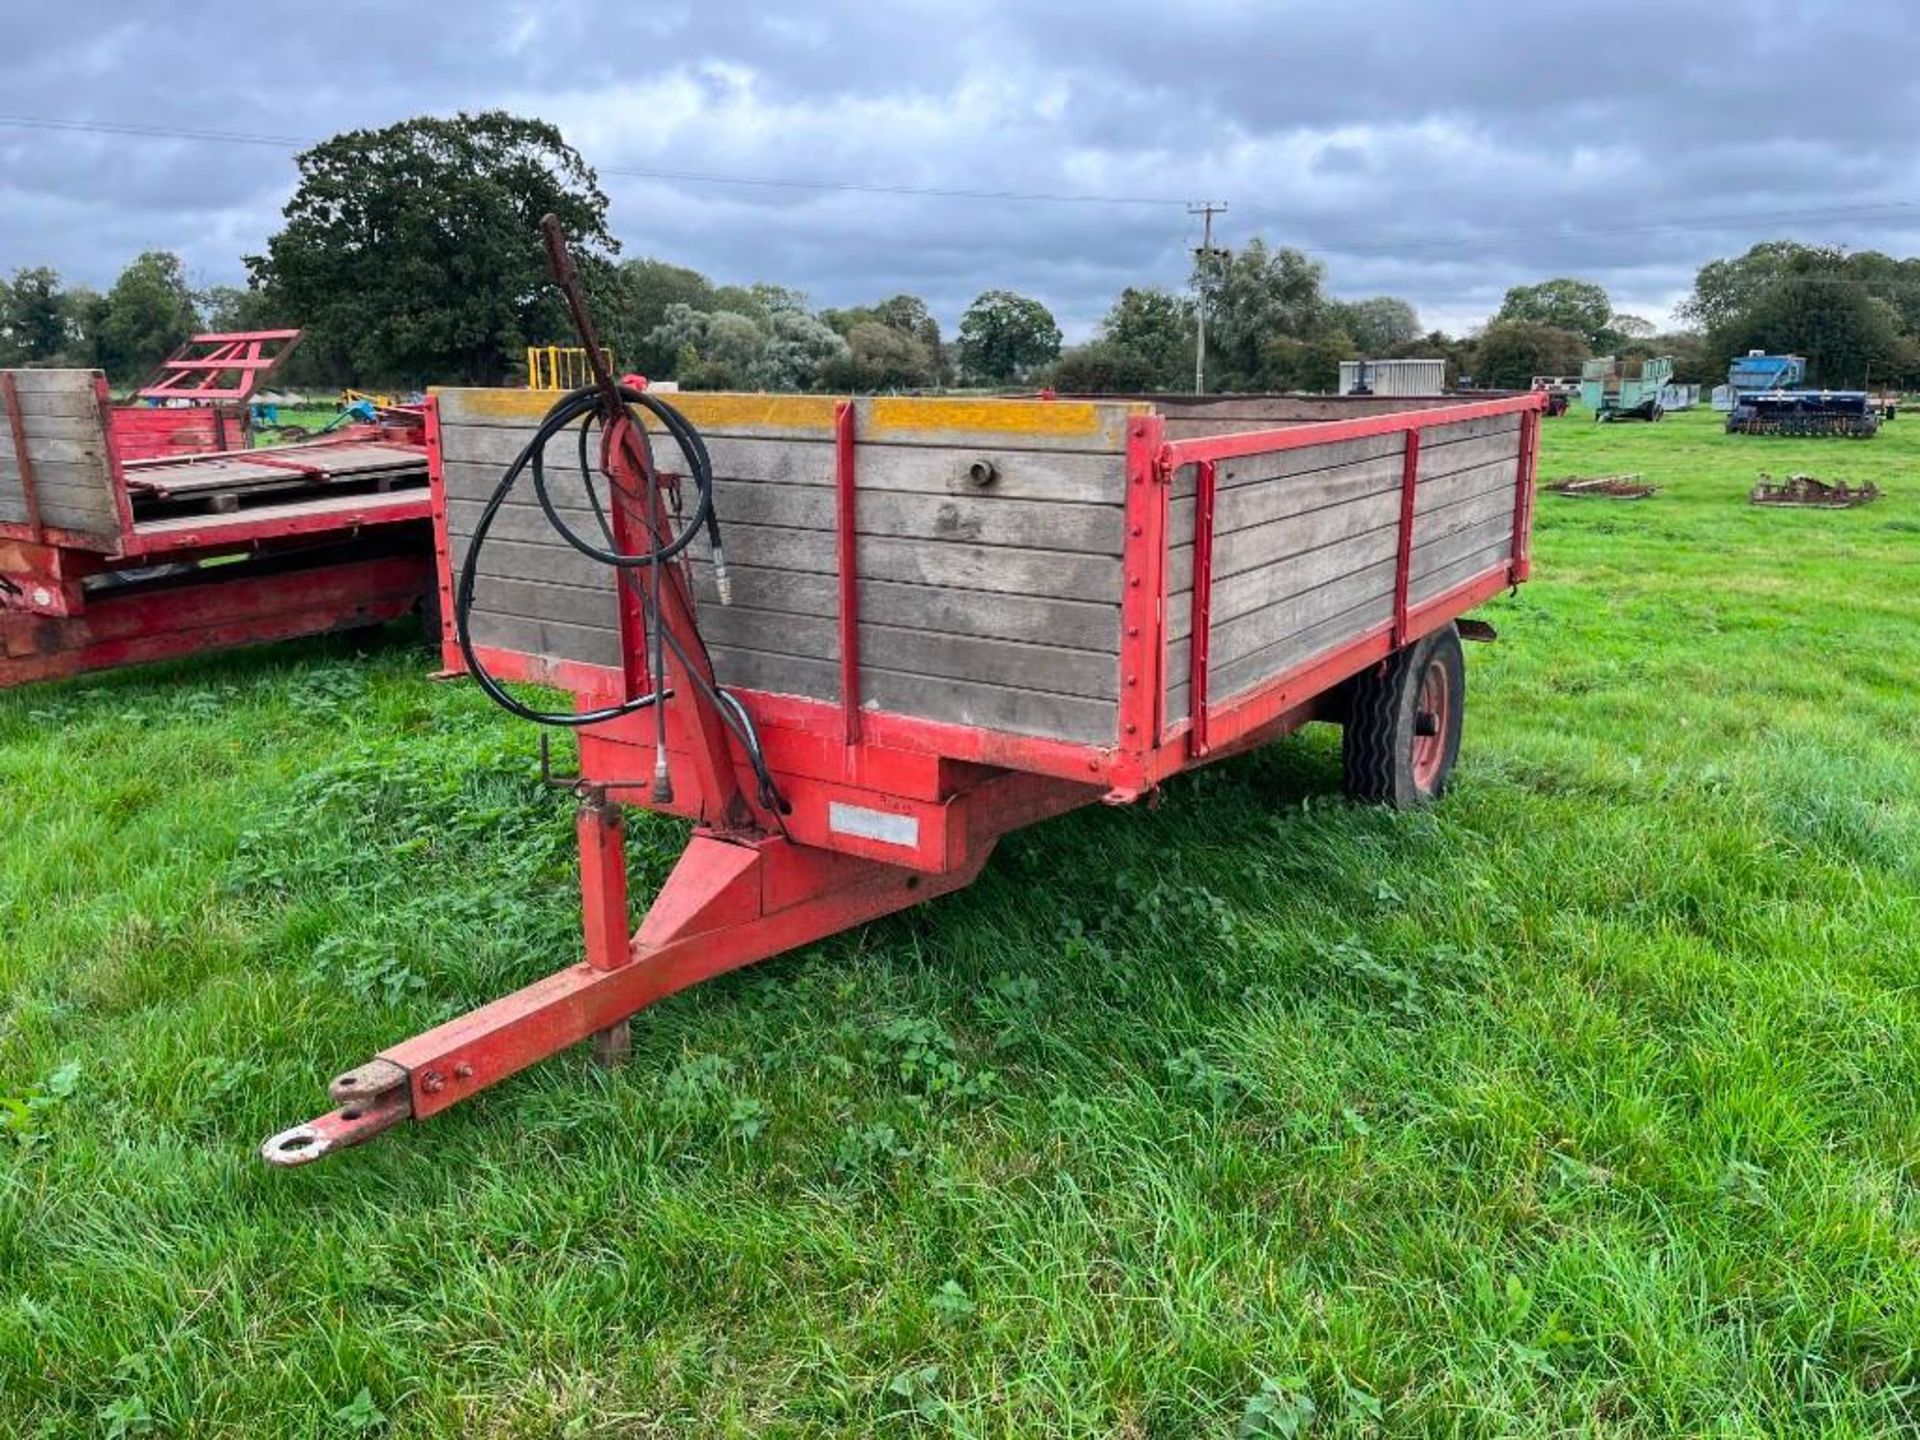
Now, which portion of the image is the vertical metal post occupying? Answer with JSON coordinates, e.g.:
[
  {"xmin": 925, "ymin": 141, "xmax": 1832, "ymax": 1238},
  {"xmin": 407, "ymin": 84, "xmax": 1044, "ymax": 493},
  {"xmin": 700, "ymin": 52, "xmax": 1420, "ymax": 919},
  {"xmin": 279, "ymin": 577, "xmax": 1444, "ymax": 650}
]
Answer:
[
  {"xmin": 1113, "ymin": 415, "xmax": 1169, "ymax": 792},
  {"xmin": 834, "ymin": 401, "xmax": 862, "ymax": 746},
  {"xmin": 579, "ymin": 793, "xmax": 632, "ymax": 1066},
  {"xmin": 1391, "ymin": 427, "xmax": 1421, "ymax": 649},
  {"xmin": 0, "ymin": 373, "xmax": 44, "ymax": 542},
  {"xmin": 1511, "ymin": 406, "xmax": 1540, "ymax": 584},
  {"xmin": 1187, "ymin": 458, "xmax": 1218, "ymax": 757},
  {"xmin": 1188, "ymin": 201, "xmax": 1226, "ymax": 394}
]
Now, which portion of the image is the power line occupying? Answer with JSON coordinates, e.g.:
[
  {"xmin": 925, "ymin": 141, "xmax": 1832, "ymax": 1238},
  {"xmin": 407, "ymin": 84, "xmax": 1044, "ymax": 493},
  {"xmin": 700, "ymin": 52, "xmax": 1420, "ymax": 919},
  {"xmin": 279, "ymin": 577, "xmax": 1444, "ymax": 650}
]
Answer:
[
  {"xmin": 1189, "ymin": 202, "xmax": 1226, "ymax": 392},
  {"xmin": 4, "ymin": 112, "xmax": 1920, "ymax": 259},
  {"xmin": 0, "ymin": 114, "xmax": 308, "ymax": 148},
  {"xmin": 0, "ymin": 114, "xmax": 1190, "ymax": 209}
]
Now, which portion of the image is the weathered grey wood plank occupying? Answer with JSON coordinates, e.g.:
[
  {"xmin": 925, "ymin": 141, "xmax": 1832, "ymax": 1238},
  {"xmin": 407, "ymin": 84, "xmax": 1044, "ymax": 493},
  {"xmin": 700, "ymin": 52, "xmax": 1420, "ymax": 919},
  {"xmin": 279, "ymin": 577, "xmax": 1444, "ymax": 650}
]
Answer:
[
  {"xmin": 1408, "ymin": 538, "xmax": 1512, "ymax": 607},
  {"xmin": 1414, "ymin": 413, "xmax": 1523, "ymax": 450},
  {"xmin": 1414, "ymin": 484, "xmax": 1520, "ymax": 550},
  {"xmin": 700, "ymin": 480, "xmax": 1124, "ymax": 554},
  {"xmin": 447, "ymin": 466, "xmax": 1128, "ymax": 555},
  {"xmin": 464, "ymin": 610, "xmax": 623, "ymax": 668},
  {"xmin": 440, "ymin": 434, "xmax": 1128, "ymax": 505},
  {"xmin": 683, "ymin": 564, "xmax": 1121, "ymax": 653},
  {"xmin": 462, "ymin": 575, "xmax": 621, "ymax": 632},
  {"xmin": 1411, "ymin": 513, "xmax": 1513, "ymax": 576},
  {"xmin": 0, "ymin": 472, "xmax": 118, "ymax": 515},
  {"xmin": 449, "ymin": 512, "xmax": 1122, "ymax": 604},
  {"xmin": 1209, "ymin": 593, "xmax": 1397, "ymax": 703},
  {"xmin": 706, "ymin": 644, "xmax": 1117, "ymax": 743},
  {"xmin": 1169, "ymin": 451, "xmax": 1405, "ymax": 546},
  {"xmin": 2, "ymin": 369, "xmax": 100, "ymax": 394},
  {"xmin": 18, "ymin": 411, "xmax": 109, "ymax": 440},
  {"xmin": 447, "ymin": 534, "xmax": 608, "ymax": 590},
  {"xmin": 1185, "ymin": 563, "xmax": 1399, "ymax": 678},
  {"xmin": 1209, "ymin": 490, "xmax": 1401, "ymax": 584},
  {"xmin": 14, "ymin": 435, "xmax": 118, "ymax": 470},
  {"xmin": 1168, "ymin": 432, "xmax": 1406, "ymax": 500},
  {"xmin": 1415, "ymin": 457, "xmax": 1518, "ymax": 515},
  {"xmin": 693, "ymin": 607, "xmax": 1120, "ymax": 700},
  {"xmin": 12, "ymin": 389, "xmax": 101, "ymax": 420},
  {"xmin": 1417, "ymin": 430, "xmax": 1523, "ymax": 483}
]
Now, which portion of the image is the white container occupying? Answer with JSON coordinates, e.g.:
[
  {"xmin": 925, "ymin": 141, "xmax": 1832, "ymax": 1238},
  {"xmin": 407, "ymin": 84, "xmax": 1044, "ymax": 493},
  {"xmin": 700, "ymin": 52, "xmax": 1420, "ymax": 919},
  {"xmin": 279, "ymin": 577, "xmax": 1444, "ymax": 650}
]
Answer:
[{"xmin": 1339, "ymin": 359, "xmax": 1447, "ymax": 397}]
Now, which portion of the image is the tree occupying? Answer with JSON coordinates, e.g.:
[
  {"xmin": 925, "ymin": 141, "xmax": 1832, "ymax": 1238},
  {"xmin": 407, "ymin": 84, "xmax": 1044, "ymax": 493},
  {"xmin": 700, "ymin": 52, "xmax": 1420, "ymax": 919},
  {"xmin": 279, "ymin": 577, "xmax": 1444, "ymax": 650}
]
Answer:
[
  {"xmin": 1712, "ymin": 275, "xmax": 1900, "ymax": 387},
  {"xmin": 2, "ymin": 267, "xmax": 71, "ymax": 362},
  {"xmin": 249, "ymin": 112, "xmax": 615, "ymax": 385},
  {"xmin": 818, "ymin": 321, "xmax": 936, "ymax": 391},
  {"xmin": 608, "ymin": 259, "xmax": 714, "ymax": 378},
  {"xmin": 956, "ymin": 290, "xmax": 1061, "ymax": 384},
  {"xmin": 1098, "ymin": 286, "xmax": 1194, "ymax": 389},
  {"xmin": 645, "ymin": 301, "xmax": 847, "ymax": 391},
  {"xmin": 1682, "ymin": 241, "xmax": 1920, "ymax": 386},
  {"xmin": 1196, "ymin": 239, "xmax": 1329, "ymax": 389},
  {"xmin": 94, "ymin": 251, "xmax": 200, "ymax": 381},
  {"xmin": 647, "ymin": 305, "xmax": 766, "ymax": 390},
  {"xmin": 870, "ymin": 294, "xmax": 943, "ymax": 357},
  {"xmin": 1471, "ymin": 322, "xmax": 1590, "ymax": 390},
  {"xmin": 1047, "ymin": 340, "xmax": 1168, "ymax": 394},
  {"xmin": 1679, "ymin": 241, "xmax": 1834, "ymax": 331},
  {"xmin": 1334, "ymin": 296, "xmax": 1421, "ymax": 354},
  {"xmin": 1495, "ymin": 279, "xmax": 1613, "ymax": 345},
  {"xmin": 758, "ymin": 306, "xmax": 849, "ymax": 390}
]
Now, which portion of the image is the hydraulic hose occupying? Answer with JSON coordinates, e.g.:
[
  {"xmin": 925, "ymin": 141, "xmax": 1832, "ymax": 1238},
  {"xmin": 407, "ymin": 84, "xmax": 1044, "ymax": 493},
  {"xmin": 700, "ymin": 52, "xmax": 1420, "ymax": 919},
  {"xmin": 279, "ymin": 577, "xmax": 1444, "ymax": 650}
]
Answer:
[{"xmin": 453, "ymin": 383, "xmax": 784, "ymax": 814}]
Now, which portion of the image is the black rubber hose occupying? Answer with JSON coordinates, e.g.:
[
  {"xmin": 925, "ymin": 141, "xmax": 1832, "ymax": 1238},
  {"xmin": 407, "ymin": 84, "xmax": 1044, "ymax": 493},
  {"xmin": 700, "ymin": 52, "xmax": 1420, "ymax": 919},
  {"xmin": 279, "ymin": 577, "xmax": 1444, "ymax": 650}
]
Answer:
[
  {"xmin": 453, "ymin": 384, "xmax": 711, "ymax": 728},
  {"xmin": 452, "ymin": 385, "xmax": 787, "ymax": 817}
]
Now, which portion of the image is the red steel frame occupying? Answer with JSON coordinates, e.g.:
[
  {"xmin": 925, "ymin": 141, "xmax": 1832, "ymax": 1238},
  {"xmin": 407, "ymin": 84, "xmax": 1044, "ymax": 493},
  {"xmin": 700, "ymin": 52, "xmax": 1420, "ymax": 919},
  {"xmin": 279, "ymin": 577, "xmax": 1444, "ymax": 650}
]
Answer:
[
  {"xmin": 2, "ymin": 371, "xmax": 434, "ymax": 688},
  {"xmin": 135, "ymin": 329, "xmax": 303, "ymax": 404},
  {"xmin": 263, "ymin": 392, "xmax": 1544, "ymax": 1165}
]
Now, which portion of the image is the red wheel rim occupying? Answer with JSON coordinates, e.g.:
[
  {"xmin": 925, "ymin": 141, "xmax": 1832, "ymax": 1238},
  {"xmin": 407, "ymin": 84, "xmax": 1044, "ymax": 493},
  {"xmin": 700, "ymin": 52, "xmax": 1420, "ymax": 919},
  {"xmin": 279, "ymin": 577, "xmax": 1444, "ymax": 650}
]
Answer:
[{"xmin": 1411, "ymin": 659, "xmax": 1450, "ymax": 791}]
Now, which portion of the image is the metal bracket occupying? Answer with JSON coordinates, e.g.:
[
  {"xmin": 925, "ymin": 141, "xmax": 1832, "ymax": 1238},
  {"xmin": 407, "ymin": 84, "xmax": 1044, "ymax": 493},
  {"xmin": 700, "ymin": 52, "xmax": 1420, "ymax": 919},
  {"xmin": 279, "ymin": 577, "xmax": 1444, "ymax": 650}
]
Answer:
[
  {"xmin": 259, "ymin": 1058, "xmax": 411, "ymax": 1167},
  {"xmin": 1458, "ymin": 619, "xmax": 1499, "ymax": 643},
  {"xmin": 539, "ymin": 732, "xmax": 657, "ymax": 801}
]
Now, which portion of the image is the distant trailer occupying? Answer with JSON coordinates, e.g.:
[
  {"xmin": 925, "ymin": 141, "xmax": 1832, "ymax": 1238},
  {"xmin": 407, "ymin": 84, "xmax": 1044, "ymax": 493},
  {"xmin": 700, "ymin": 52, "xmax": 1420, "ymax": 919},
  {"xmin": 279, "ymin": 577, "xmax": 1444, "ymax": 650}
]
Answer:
[
  {"xmin": 1658, "ymin": 383, "xmax": 1700, "ymax": 412},
  {"xmin": 1580, "ymin": 356, "xmax": 1674, "ymax": 422},
  {"xmin": 1339, "ymin": 359, "xmax": 1447, "ymax": 397},
  {"xmin": 1, "ymin": 368, "xmax": 435, "ymax": 688}
]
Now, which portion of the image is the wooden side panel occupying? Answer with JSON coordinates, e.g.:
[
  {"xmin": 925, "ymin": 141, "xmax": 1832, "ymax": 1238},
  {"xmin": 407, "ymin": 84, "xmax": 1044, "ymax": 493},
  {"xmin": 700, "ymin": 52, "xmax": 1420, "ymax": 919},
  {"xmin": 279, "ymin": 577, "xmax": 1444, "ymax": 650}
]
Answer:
[
  {"xmin": 434, "ymin": 389, "xmax": 1132, "ymax": 745},
  {"xmin": 1164, "ymin": 410, "xmax": 1524, "ymax": 722},
  {"xmin": 0, "ymin": 369, "xmax": 122, "ymax": 546}
]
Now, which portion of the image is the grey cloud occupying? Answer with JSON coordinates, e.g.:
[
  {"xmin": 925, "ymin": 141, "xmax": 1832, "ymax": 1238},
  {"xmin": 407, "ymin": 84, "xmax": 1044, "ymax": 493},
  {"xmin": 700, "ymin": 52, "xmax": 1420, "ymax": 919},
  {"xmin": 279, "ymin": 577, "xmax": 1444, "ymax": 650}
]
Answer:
[{"xmin": 4, "ymin": 0, "xmax": 1920, "ymax": 340}]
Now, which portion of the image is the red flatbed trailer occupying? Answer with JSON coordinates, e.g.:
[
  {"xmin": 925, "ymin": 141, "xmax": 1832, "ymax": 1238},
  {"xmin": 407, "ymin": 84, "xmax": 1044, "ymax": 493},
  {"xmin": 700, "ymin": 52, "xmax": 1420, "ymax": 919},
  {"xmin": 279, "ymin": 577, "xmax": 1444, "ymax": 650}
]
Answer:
[
  {"xmin": 113, "ymin": 328, "xmax": 303, "ymax": 462},
  {"xmin": 1, "ymin": 368, "xmax": 434, "ymax": 687},
  {"xmin": 263, "ymin": 384, "xmax": 1543, "ymax": 1165}
]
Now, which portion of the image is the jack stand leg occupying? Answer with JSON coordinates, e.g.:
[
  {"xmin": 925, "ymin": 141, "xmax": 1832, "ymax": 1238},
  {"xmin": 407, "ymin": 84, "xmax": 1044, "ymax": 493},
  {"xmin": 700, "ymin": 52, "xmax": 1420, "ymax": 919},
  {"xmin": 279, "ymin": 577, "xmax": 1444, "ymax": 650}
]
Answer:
[
  {"xmin": 580, "ymin": 791, "xmax": 632, "ymax": 1067},
  {"xmin": 591, "ymin": 1020, "xmax": 631, "ymax": 1068}
]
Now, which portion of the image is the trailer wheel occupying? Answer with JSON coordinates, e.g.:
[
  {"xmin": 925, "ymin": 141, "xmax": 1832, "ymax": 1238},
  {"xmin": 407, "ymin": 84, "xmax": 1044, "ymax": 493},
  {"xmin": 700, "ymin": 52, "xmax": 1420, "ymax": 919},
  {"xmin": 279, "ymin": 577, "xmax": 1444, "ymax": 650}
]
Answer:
[{"xmin": 1343, "ymin": 623, "xmax": 1466, "ymax": 808}]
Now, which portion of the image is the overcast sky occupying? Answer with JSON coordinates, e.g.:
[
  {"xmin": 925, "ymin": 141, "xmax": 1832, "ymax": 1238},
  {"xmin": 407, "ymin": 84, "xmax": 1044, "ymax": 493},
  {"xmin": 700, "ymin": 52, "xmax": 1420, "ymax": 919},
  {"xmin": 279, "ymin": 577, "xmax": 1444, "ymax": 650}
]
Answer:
[{"xmin": 5, "ymin": 2, "xmax": 1920, "ymax": 341}]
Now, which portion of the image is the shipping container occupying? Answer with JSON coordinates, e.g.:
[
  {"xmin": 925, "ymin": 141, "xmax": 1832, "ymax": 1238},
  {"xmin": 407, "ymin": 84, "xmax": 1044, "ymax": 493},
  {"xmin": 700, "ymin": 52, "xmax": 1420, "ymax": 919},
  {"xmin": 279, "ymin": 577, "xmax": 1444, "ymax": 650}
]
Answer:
[{"xmin": 1338, "ymin": 359, "xmax": 1447, "ymax": 398}]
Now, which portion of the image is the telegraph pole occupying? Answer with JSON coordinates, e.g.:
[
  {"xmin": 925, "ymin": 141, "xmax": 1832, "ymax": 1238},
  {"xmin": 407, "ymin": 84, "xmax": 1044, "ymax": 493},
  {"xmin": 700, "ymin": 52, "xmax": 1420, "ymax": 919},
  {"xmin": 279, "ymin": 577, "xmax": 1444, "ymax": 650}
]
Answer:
[{"xmin": 1189, "ymin": 201, "xmax": 1227, "ymax": 393}]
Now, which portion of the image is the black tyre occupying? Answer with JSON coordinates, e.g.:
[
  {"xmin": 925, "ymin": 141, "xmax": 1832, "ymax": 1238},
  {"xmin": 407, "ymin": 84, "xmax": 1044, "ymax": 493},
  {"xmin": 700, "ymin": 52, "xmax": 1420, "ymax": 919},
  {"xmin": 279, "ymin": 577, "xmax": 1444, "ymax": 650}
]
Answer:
[{"xmin": 1342, "ymin": 623, "xmax": 1466, "ymax": 809}]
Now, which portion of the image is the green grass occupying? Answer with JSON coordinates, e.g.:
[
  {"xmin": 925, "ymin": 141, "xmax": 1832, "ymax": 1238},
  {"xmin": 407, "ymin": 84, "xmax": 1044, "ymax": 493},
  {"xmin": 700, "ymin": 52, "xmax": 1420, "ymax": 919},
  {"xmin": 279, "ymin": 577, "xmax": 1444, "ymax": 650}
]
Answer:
[{"xmin": 3, "ymin": 405, "xmax": 1918, "ymax": 1436}]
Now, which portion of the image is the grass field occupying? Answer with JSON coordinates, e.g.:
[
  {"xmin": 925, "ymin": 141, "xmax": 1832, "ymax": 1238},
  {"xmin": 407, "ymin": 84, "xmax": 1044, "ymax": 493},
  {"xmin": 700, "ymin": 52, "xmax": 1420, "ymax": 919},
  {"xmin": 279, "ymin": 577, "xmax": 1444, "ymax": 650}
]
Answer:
[{"xmin": 3, "ymin": 405, "xmax": 1917, "ymax": 1436}]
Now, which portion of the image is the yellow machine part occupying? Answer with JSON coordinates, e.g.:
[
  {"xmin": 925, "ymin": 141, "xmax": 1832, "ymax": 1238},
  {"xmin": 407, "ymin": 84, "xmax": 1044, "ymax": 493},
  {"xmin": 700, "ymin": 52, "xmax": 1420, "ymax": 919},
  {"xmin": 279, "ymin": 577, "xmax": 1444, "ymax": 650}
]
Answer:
[{"xmin": 527, "ymin": 347, "xmax": 616, "ymax": 392}]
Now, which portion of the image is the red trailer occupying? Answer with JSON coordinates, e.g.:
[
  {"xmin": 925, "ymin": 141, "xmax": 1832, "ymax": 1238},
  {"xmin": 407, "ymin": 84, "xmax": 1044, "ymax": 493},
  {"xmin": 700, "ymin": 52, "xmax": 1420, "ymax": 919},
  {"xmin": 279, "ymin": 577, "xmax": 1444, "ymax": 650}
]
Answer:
[
  {"xmin": 263, "ymin": 371, "xmax": 1543, "ymax": 1165},
  {"xmin": 113, "ymin": 328, "xmax": 303, "ymax": 462},
  {"xmin": 1, "ymin": 368, "xmax": 434, "ymax": 687}
]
